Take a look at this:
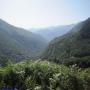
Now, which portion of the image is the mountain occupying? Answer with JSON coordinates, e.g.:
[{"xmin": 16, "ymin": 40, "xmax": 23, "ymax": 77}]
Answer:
[
  {"xmin": 30, "ymin": 25, "xmax": 74, "ymax": 41},
  {"xmin": 42, "ymin": 18, "xmax": 90, "ymax": 67},
  {"xmin": 0, "ymin": 19, "xmax": 47, "ymax": 66}
]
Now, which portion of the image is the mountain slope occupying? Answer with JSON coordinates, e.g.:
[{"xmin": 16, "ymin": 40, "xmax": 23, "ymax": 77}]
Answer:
[
  {"xmin": 30, "ymin": 25, "xmax": 74, "ymax": 41},
  {"xmin": 0, "ymin": 19, "xmax": 47, "ymax": 65},
  {"xmin": 42, "ymin": 18, "xmax": 90, "ymax": 67}
]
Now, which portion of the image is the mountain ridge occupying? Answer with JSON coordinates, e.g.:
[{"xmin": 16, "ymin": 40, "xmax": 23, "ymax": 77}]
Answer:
[
  {"xmin": 42, "ymin": 18, "xmax": 90, "ymax": 67},
  {"xmin": 0, "ymin": 19, "xmax": 47, "ymax": 66},
  {"xmin": 30, "ymin": 24, "xmax": 74, "ymax": 41}
]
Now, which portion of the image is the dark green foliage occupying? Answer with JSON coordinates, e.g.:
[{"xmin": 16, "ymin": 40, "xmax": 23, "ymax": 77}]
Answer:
[
  {"xmin": 0, "ymin": 60, "xmax": 90, "ymax": 90},
  {"xmin": 42, "ymin": 18, "xmax": 90, "ymax": 67}
]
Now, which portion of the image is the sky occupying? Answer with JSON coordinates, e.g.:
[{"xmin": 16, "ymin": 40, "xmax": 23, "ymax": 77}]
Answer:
[{"xmin": 0, "ymin": 0, "xmax": 90, "ymax": 29}]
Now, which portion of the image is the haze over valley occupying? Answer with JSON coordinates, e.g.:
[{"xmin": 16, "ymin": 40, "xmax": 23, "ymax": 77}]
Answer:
[{"xmin": 0, "ymin": 0, "xmax": 90, "ymax": 90}]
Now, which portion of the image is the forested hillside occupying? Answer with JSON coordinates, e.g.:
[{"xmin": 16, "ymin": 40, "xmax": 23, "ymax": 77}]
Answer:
[
  {"xmin": 0, "ymin": 19, "xmax": 47, "ymax": 66},
  {"xmin": 0, "ymin": 18, "xmax": 90, "ymax": 90},
  {"xmin": 42, "ymin": 18, "xmax": 90, "ymax": 67},
  {"xmin": 0, "ymin": 0, "xmax": 89, "ymax": 89}
]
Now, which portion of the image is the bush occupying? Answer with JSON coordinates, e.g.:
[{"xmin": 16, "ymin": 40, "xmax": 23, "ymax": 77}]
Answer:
[{"xmin": 0, "ymin": 60, "xmax": 90, "ymax": 90}]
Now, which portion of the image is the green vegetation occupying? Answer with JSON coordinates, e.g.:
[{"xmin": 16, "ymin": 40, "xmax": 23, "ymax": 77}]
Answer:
[
  {"xmin": 42, "ymin": 18, "xmax": 90, "ymax": 67},
  {"xmin": 0, "ymin": 19, "xmax": 47, "ymax": 66},
  {"xmin": 0, "ymin": 60, "xmax": 90, "ymax": 90},
  {"xmin": 0, "ymin": 17, "xmax": 90, "ymax": 90}
]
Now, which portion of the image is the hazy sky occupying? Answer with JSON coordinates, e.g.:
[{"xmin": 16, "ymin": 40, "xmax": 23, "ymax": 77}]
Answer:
[{"xmin": 0, "ymin": 0, "xmax": 90, "ymax": 28}]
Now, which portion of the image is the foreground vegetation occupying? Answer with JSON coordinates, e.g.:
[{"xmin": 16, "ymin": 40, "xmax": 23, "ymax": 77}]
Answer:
[{"xmin": 0, "ymin": 60, "xmax": 90, "ymax": 90}]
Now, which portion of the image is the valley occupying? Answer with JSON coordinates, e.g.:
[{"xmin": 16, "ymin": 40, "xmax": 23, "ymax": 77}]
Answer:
[{"xmin": 0, "ymin": 18, "xmax": 90, "ymax": 90}]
